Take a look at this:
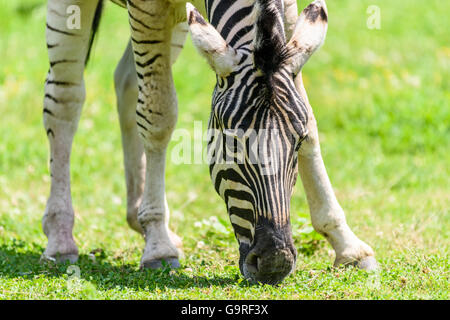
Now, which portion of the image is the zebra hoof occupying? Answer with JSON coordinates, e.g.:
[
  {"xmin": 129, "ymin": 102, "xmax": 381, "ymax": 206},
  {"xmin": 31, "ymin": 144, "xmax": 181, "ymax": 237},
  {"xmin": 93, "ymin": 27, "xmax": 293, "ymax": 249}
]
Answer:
[
  {"xmin": 142, "ymin": 258, "xmax": 181, "ymax": 270},
  {"xmin": 40, "ymin": 253, "xmax": 79, "ymax": 264}
]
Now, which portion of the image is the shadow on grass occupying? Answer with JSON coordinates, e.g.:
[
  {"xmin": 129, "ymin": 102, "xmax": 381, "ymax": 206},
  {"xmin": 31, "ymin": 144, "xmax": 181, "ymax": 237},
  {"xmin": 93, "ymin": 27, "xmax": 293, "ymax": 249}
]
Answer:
[{"xmin": 0, "ymin": 241, "xmax": 255, "ymax": 292}]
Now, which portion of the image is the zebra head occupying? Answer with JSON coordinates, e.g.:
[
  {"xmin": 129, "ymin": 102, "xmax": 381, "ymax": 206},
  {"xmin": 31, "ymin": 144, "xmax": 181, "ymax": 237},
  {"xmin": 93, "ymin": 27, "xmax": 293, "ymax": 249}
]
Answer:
[{"xmin": 187, "ymin": 0, "xmax": 328, "ymax": 284}]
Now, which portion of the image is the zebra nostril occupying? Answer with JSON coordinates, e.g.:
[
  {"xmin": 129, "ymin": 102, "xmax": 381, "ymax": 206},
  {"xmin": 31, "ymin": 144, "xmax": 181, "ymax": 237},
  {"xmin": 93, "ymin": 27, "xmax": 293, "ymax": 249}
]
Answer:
[
  {"xmin": 243, "ymin": 248, "xmax": 296, "ymax": 285},
  {"xmin": 245, "ymin": 252, "xmax": 259, "ymax": 274}
]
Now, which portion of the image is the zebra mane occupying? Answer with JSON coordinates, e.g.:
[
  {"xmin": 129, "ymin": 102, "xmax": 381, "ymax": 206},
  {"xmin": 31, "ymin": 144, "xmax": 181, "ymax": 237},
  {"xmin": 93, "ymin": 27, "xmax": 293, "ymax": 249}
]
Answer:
[{"xmin": 253, "ymin": 0, "xmax": 292, "ymax": 80}]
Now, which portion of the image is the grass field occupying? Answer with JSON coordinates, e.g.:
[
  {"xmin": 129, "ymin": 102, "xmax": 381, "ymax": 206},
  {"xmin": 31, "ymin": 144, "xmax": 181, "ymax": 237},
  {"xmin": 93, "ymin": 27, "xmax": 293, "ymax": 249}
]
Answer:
[{"xmin": 0, "ymin": 0, "xmax": 448, "ymax": 299}]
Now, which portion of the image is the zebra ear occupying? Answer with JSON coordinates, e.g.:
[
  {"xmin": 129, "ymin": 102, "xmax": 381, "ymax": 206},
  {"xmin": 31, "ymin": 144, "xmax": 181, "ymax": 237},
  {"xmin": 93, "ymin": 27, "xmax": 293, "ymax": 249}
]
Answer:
[
  {"xmin": 186, "ymin": 3, "xmax": 241, "ymax": 77},
  {"xmin": 286, "ymin": 0, "xmax": 328, "ymax": 75}
]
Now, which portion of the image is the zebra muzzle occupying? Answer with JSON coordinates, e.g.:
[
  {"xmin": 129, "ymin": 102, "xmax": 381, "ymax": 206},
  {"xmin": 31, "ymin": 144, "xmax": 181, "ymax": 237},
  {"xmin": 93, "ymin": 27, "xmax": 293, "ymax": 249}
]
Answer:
[{"xmin": 239, "ymin": 226, "xmax": 297, "ymax": 285}]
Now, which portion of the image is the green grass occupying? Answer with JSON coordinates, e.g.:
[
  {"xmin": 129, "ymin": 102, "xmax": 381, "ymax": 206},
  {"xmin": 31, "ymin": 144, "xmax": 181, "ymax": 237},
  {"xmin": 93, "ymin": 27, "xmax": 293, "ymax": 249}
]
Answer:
[{"xmin": 0, "ymin": 0, "xmax": 449, "ymax": 299}]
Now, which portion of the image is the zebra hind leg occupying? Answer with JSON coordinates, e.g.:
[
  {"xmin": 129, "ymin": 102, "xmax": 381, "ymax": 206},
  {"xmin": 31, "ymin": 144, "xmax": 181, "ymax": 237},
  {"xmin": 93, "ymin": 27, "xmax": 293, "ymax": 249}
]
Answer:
[
  {"xmin": 42, "ymin": 0, "xmax": 101, "ymax": 263},
  {"xmin": 114, "ymin": 40, "xmax": 146, "ymax": 234}
]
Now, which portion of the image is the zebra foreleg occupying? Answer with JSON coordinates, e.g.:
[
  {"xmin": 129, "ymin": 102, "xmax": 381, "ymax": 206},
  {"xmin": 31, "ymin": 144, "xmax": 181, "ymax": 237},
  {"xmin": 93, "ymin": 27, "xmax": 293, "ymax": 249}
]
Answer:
[
  {"xmin": 42, "ymin": 0, "xmax": 101, "ymax": 263},
  {"xmin": 114, "ymin": 30, "xmax": 186, "ymax": 245},
  {"xmin": 126, "ymin": 0, "xmax": 182, "ymax": 269},
  {"xmin": 295, "ymin": 74, "xmax": 377, "ymax": 270},
  {"xmin": 284, "ymin": 0, "xmax": 378, "ymax": 270}
]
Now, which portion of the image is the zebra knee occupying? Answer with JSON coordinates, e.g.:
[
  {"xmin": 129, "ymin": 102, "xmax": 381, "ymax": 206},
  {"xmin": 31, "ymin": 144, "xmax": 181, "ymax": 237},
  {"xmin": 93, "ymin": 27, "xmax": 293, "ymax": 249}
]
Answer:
[
  {"xmin": 43, "ymin": 80, "xmax": 86, "ymax": 135},
  {"xmin": 136, "ymin": 94, "xmax": 178, "ymax": 151}
]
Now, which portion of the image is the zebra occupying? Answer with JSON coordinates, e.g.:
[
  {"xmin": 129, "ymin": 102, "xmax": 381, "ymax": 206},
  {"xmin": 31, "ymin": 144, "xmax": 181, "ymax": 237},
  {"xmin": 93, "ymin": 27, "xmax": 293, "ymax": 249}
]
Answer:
[{"xmin": 42, "ymin": 0, "xmax": 377, "ymax": 285}]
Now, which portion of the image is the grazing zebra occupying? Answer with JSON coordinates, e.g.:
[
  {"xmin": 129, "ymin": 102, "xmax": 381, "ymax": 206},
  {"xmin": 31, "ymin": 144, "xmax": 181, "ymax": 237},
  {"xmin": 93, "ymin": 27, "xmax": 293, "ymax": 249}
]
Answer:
[{"xmin": 42, "ymin": 0, "xmax": 377, "ymax": 284}]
